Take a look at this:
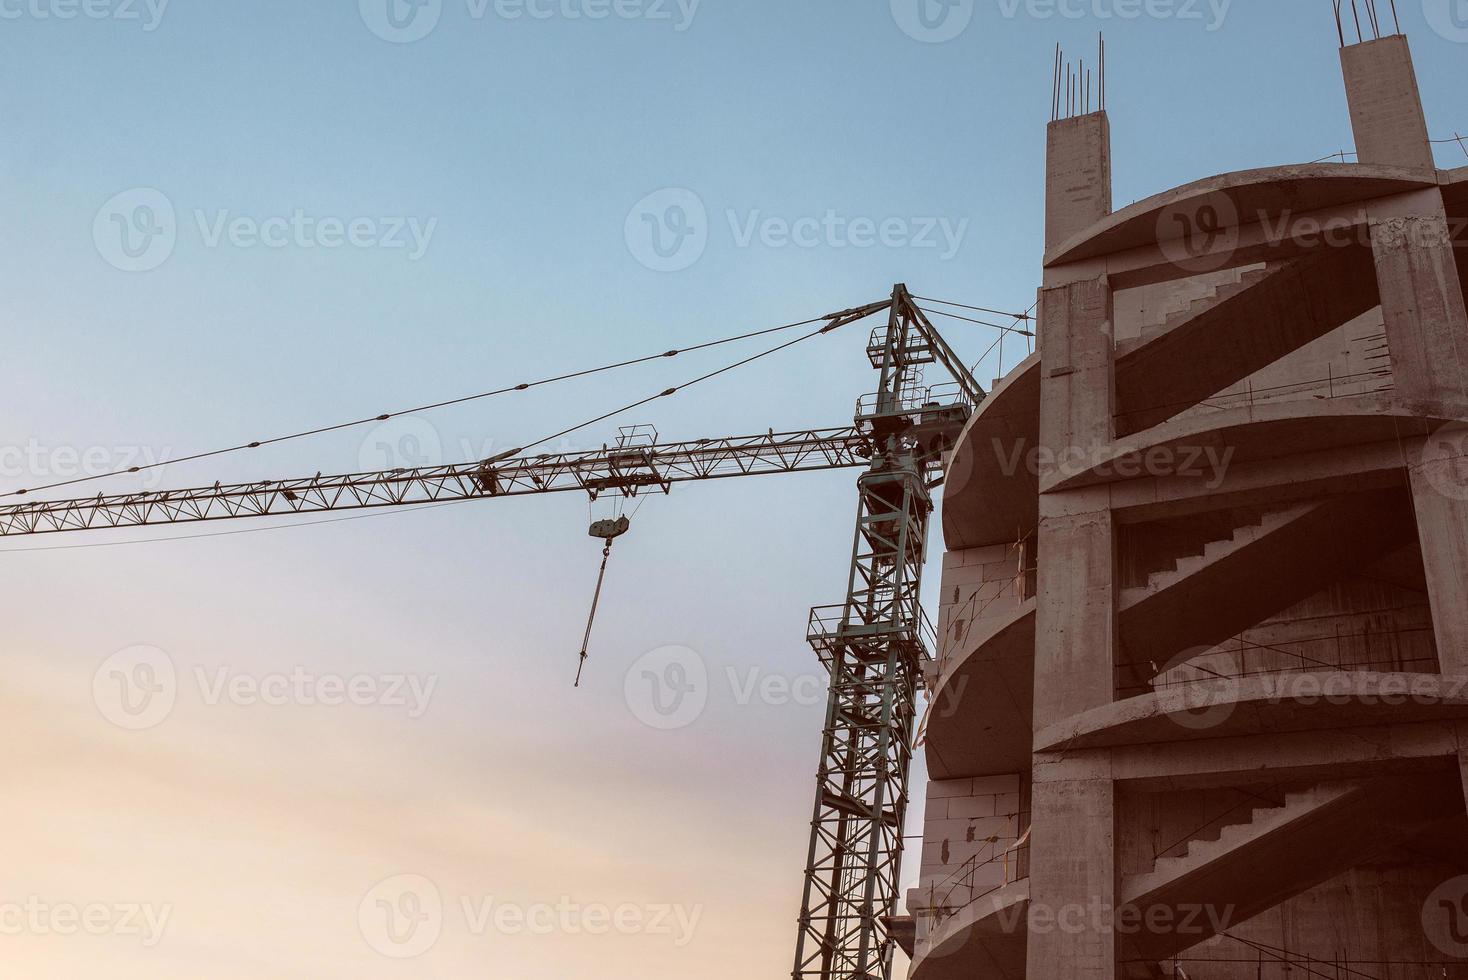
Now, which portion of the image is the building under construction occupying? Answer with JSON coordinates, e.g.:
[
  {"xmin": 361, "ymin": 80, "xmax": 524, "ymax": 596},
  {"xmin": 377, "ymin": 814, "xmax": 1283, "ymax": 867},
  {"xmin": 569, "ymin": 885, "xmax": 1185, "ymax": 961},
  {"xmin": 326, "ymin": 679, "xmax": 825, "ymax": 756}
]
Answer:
[
  {"xmin": 6, "ymin": 9, "xmax": 1468, "ymax": 980},
  {"xmin": 900, "ymin": 15, "xmax": 1468, "ymax": 980}
]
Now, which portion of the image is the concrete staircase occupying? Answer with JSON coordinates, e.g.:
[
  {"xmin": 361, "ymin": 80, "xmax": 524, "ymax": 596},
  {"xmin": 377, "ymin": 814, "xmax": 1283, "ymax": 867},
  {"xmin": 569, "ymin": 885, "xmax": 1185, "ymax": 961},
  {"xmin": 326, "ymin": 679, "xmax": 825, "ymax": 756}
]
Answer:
[
  {"xmin": 1115, "ymin": 244, "xmax": 1380, "ymax": 435},
  {"xmin": 1118, "ymin": 772, "xmax": 1464, "ymax": 963},
  {"xmin": 1153, "ymin": 265, "xmax": 1276, "ymax": 343},
  {"xmin": 1124, "ymin": 782, "xmax": 1360, "ymax": 901},
  {"xmin": 1123, "ymin": 503, "xmax": 1315, "ymax": 604},
  {"xmin": 1117, "ymin": 488, "xmax": 1416, "ymax": 684}
]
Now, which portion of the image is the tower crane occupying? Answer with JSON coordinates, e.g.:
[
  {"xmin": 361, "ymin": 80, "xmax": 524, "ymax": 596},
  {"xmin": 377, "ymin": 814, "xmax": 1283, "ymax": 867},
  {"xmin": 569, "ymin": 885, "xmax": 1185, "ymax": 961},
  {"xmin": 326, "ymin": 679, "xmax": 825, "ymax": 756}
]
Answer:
[{"xmin": 0, "ymin": 284, "xmax": 987, "ymax": 980}]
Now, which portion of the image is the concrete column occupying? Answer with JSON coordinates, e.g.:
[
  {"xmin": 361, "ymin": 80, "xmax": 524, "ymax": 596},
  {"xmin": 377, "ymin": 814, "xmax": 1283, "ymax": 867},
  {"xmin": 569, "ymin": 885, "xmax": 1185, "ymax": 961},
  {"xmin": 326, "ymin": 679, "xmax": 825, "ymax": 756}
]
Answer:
[
  {"xmin": 1340, "ymin": 35, "xmax": 1434, "ymax": 172},
  {"xmin": 1027, "ymin": 771, "xmax": 1117, "ymax": 979},
  {"xmin": 1409, "ymin": 440, "xmax": 1468, "ymax": 676},
  {"xmin": 1365, "ymin": 191, "xmax": 1468, "ymax": 673},
  {"xmin": 1368, "ymin": 192, "xmax": 1468, "ymax": 417},
  {"xmin": 1046, "ymin": 112, "xmax": 1112, "ymax": 253},
  {"xmin": 1029, "ymin": 275, "xmax": 1121, "ymax": 980},
  {"xmin": 1030, "ymin": 113, "xmax": 1121, "ymax": 980},
  {"xmin": 1342, "ymin": 29, "xmax": 1468, "ymax": 684},
  {"xmin": 1038, "ymin": 277, "xmax": 1114, "ymax": 460},
  {"xmin": 1035, "ymin": 276, "xmax": 1117, "ymax": 730}
]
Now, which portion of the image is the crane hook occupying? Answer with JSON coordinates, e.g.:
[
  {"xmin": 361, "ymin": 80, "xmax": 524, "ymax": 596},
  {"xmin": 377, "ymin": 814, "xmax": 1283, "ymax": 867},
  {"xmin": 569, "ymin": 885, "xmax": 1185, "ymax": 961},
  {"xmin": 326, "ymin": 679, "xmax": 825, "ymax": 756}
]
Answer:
[{"xmin": 575, "ymin": 515, "xmax": 630, "ymax": 687}]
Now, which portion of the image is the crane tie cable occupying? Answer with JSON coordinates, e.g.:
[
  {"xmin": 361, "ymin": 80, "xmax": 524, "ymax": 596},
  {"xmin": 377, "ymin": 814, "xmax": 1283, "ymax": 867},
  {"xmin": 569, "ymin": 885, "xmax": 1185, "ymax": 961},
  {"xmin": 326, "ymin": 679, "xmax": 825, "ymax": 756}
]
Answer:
[
  {"xmin": 916, "ymin": 305, "xmax": 1034, "ymax": 337},
  {"xmin": 489, "ymin": 319, "xmax": 847, "ymax": 461},
  {"xmin": 3, "ymin": 312, "xmax": 833, "ymax": 500}
]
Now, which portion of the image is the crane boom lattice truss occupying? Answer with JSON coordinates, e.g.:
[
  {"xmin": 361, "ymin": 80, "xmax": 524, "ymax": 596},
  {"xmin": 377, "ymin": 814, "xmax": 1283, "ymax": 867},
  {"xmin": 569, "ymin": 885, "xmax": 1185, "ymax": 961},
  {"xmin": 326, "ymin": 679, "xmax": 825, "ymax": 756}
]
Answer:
[
  {"xmin": 0, "ymin": 285, "xmax": 985, "ymax": 980},
  {"xmin": 0, "ymin": 428, "xmax": 872, "ymax": 537}
]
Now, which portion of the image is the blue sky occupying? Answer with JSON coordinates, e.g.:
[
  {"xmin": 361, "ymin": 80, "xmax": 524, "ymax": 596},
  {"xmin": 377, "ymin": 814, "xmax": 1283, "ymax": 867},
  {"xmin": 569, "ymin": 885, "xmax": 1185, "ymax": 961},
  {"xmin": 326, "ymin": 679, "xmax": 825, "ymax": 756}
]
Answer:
[{"xmin": 0, "ymin": 1, "xmax": 1465, "ymax": 976}]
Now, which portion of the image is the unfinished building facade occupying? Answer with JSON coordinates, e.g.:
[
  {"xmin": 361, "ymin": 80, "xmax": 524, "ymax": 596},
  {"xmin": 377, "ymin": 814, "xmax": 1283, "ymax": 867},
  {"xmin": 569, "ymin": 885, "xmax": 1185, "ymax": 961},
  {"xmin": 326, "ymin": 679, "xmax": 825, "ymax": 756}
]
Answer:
[{"xmin": 902, "ymin": 29, "xmax": 1468, "ymax": 980}]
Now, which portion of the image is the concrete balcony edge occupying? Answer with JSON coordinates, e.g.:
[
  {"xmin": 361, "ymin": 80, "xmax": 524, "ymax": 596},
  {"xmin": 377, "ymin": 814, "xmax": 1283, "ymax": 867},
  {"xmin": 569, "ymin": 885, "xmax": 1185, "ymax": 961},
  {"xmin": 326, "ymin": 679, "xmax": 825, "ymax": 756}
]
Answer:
[
  {"xmin": 910, "ymin": 880, "xmax": 1030, "ymax": 980},
  {"xmin": 1033, "ymin": 671, "xmax": 1468, "ymax": 755},
  {"xmin": 1045, "ymin": 163, "xmax": 1439, "ymax": 269},
  {"xmin": 943, "ymin": 353, "xmax": 1040, "ymax": 551}
]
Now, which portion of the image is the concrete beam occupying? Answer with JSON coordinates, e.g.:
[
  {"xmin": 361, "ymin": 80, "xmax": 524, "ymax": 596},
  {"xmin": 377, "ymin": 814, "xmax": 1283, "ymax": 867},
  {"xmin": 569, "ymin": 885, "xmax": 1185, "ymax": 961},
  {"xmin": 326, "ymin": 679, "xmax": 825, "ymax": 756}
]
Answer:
[{"xmin": 1034, "ymin": 720, "xmax": 1462, "ymax": 790}]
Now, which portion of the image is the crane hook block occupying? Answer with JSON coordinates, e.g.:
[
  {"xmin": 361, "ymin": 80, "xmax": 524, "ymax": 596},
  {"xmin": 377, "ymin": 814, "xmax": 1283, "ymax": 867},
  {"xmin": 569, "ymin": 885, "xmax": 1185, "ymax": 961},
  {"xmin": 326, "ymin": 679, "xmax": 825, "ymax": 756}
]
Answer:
[{"xmin": 588, "ymin": 515, "xmax": 631, "ymax": 541}]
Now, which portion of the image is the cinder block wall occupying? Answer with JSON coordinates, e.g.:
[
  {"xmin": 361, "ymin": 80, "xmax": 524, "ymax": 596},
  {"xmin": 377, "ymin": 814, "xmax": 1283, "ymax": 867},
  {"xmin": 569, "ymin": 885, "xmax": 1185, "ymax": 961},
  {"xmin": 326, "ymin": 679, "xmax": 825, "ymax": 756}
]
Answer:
[
  {"xmin": 936, "ymin": 545, "xmax": 1034, "ymax": 675},
  {"xmin": 909, "ymin": 774, "xmax": 1031, "ymax": 923}
]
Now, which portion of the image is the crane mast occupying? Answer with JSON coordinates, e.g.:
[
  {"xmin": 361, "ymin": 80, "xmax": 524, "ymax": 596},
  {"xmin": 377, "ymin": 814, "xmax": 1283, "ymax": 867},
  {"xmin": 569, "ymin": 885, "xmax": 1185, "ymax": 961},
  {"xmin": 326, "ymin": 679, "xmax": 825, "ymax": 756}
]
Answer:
[
  {"xmin": 0, "ymin": 285, "xmax": 985, "ymax": 979},
  {"xmin": 794, "ymin": 286, "xmax": 979, "ymax": 980}
]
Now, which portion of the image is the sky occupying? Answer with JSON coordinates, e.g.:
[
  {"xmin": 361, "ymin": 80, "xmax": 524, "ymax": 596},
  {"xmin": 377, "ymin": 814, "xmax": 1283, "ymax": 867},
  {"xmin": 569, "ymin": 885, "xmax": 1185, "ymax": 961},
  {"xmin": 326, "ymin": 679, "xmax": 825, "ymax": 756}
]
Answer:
[{"xmin": 0, "ymin": 0, "xmax": 1465, "ymax": 977}]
